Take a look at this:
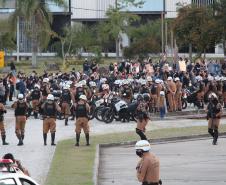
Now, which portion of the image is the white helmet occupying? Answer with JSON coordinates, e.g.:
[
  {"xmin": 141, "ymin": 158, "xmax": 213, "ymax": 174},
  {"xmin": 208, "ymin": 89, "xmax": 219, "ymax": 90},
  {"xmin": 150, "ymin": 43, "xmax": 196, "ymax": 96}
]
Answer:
[
  {"xmin": 34, "ymin": 84, "xmax": 40, "ymax": 89},
  {"xmin": 80, "ymin": 80, "xmax": 87, "ymax": 86},
  {"xmin": 63, "ymin": 85, "xmax": 70, "ymax": 90},
  {"xmin": 167, "ymin": 76, "xmax": 173, "ymax": 81},
  {"xmin": 175, "ymin": 77, "xmax": 180, "ymax": 82},
  {"xmin": 208, "ymin": 92, "xmax": 218, "ymax": 99},
  {"xmin": 155, "ymin": 79, "xmax": 161, "ymax": 84},
  {"xmin": 79, "ymin": 95, "xmax": 87, "ymax": 101},
  {"xmin": 135, "ymin": 140, "xmax": 151, "ymax": 152},
  {"xmin": 47, "ymin": 94, "xmax": 54, "ymax": 101},
  {"xmin": 146, "ymin": 76, "xmax": 152, "ymax": 82},
  {"xmin": 100, "ymin": 78, "xmax": 107, "ymax": 84},
  {"xmin": 43, "ymin": 78, "xmax": 49, "ymax": 83},
  {"xmin": 208, "ymin": 75, "xmax": 214, "ymax": 81},
  {"xmin": 76, "ymin": 83, "xmax": 83, "ymax": 88},
  {"xmin": 89, "ymin": 81, "xmax": 96, "ymax": 87},
  {"xmin": 160, "ymin": 91, "xmax": 165, "ymax": 96},
  {"xmin": 195, "ymin": 76, "xmax": 203, "ymax": 82},
  {"xmin": 18, "ymin": 94, "xmax": 24, "ymax": 100}
]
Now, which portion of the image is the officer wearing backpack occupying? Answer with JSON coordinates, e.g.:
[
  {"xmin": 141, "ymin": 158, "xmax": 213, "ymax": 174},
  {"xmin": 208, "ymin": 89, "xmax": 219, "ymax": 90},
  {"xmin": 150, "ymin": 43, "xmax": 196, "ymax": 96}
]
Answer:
[{"xmin": 41, "ymin": 94, "xmax": 61, "ymax": 146}]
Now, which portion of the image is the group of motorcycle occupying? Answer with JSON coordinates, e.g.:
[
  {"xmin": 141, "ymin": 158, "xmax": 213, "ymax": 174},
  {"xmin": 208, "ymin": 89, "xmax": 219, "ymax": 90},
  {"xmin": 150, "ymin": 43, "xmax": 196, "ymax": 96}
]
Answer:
[{"xmin": 23, "ymin": 86, "xmax": 202, "ymax": 124}]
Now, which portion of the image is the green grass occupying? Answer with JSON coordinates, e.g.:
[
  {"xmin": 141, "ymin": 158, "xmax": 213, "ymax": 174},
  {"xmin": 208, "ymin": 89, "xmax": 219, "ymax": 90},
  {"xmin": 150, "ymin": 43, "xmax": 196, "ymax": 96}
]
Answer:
[{"xmin": 45, "ymin": 124, "xmax": 226, "ymax": 185}]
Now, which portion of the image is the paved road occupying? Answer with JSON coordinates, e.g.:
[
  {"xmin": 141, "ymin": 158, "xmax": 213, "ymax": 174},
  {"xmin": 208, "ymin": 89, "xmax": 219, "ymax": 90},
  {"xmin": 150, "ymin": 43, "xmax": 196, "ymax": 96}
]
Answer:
[
  {"xmin": 1, "ymin": 109, "xmax": 226, "ymax": 184},
  {"xmin": 99, "ymin": 138, "xmax": 226, "ymax": 185}
]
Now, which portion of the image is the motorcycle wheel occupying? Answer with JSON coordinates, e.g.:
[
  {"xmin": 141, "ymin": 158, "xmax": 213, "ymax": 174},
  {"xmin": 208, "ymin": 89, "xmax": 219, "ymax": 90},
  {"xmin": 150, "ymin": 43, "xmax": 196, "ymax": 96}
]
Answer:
[
  {"xmin": 103, "ymin": 108, "xmax": 114, "ymax": 124},
  {"xmin": 182, "ymin": 99, "xmax": 187, "ymax": 109},
  {"xmin": 94, "ymin": 107, "xmax": 104, "ymax": 122}
]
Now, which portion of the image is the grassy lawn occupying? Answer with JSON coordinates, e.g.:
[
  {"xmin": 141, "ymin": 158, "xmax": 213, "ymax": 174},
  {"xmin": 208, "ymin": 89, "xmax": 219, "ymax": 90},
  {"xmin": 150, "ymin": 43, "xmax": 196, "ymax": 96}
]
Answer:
[{"xmin": 45, "ymin": 125, "xmax": 226, "ymax": 185}]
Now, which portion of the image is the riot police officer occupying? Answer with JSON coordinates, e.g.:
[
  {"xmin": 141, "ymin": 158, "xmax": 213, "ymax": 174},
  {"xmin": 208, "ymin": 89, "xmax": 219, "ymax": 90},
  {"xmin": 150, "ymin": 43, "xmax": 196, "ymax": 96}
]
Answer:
[
  {"xmin": 135, "ymin": 140, "xmax": 161, "ymax": 185},
  {"xmin": 60, "ymin": 85, "xmax": 74, "ymax": 126},
  {"xmin": 74, "ymin": 95, "xmax": 90, "ymax": 146},
  {"xmin": 42, "ymin": 94, "xmax": 61, "ymax": 146},
  {"xmin": 136, "ymin": 95, "xmax": 150, "ymax": 140},
  {"xmin": 11, "ymin": 94, "xmax": 29, "ymax": 146},
  {"xmin": 29, "ymin": 84, "xmax": 41, "ymax": 119},
  {"xmin": 206, "ymin": 93, "xmax": 222, "ymax": 145},
  {"xmin": 0, "ymin": 101, "xmax": 9, "ymax": 145}
]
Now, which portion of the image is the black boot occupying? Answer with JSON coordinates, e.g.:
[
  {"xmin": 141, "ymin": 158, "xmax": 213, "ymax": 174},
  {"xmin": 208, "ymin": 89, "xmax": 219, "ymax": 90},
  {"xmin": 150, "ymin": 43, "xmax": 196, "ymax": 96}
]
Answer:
[
  {"xmin": 213, "ymin": 129, "xmax": 219, "ymax": 145},
  {"xmin": 85, "ymin": 133, "xmax": 90, "ymax": 146},
  {"xmin": 70, "ymin": 115, "xmax": 75, "ymax": 120},
  {"xmin": 208, "ymin": 128, "xmax": 214, "ymax": 138},
  {"xmin": 34, "ymin": 112, "xmax": 38, "ymax": 119},
  {"xmin": 17, "ymin": 138, "xmax": 23, "ymax": 146},
  {"xmin": 2, "ymin": 135, "xmax": 9, "ymax": 145},
  {"xmin": 21, "ymin": 135, "xmax": 24, "ymax": 141},
  {"xmin": 43, "ymin": 133, "xmax": 47, "ymax": 146},
  {"xmin": 65, "ymin": 118, "xmax": 68, "ymax": 126},
  {"xmin": 136, "ymin": 128, "xmax": 147, "ymax": 140},
  {"xmin": 51, "ymin": 133, "xmax": 56, "ymax": 146},
  {"xmin": 75, "ymin": 133, "xmax": 80, "ymax": 146}
]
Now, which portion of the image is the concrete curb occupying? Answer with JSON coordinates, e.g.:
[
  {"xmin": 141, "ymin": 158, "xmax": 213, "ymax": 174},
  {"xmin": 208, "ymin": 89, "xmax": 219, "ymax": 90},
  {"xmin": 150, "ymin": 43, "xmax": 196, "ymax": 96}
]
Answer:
[
  {"xmin": 93, "ymin": 144, "xmax": 100, "ymax": 185},
  {"xmin": 93, "ymin": 132, "xmax": 226, "ymax": 185}
]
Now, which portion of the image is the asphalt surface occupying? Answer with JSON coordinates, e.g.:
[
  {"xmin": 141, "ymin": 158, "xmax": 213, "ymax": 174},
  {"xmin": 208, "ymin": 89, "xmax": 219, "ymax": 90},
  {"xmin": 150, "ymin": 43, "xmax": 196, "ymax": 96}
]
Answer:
[
  {"xmin": 99, "ymin": 138, "xmax": 226, "ymax": 185},
  {"xmin": 1, "ymin": 108, "xmax": 226, "ymax": 185}
]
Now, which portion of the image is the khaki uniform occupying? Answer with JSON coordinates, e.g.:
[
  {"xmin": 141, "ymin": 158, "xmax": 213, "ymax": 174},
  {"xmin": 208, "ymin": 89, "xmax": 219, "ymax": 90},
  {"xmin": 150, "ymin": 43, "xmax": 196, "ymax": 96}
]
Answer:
[
  {"xmin": 175, "ymin": 81, "xmax": 182, "ymax": 111},
  {"xmin": 156, "ymin": 84, "xmax": 163, "ymax": 111},
  {"xmin": 0, "ymin": 103, "xmax": 6, "ymax": 136},
  {"xmin": 61, "ymin": 102, "xmax": 71, "ymax": 117},
  {"xmin": 11, "ymin": 101, "xmax": 28, "ymax": 139},
  {"xmin": 42, "ymin": 102, "xmax": 61, "ymax": 134},
  {"xmin": 167, "ymin": 81, "xmax": 177, "ymax": 112},
  {"xmin": 137, "ymin": 153, "xmax": 160, "ymax": 184},
  {"xmin": 32, "ymin": 100, "xmax": 40, "ymax": 113},
  {"xmin": 75, "ymin": 103, "xmax": 90, "ymax": 134},
  {"xmin": 75, "ymin": 117, "xmax": 90, "ymax": 134},
  {"xmin": 43, "ymin": 118, "xmax": 56, "ymax": 134}
]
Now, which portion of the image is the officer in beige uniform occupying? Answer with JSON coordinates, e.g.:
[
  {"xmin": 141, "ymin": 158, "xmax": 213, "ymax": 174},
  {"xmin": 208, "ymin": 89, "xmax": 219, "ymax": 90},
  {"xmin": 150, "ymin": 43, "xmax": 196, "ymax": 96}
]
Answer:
[
  {"xmin": 74, "ymin": 95, "xmax": 90, "ymax": 146},
  {"xmin": 42, "ymin": 94, "xmax": 61, "ymax": 146},
  {"xmin": 60, "ymin": 85, "xmax": 74, "ymax": 126},
  {"xmin": 0, "ymin": 101, "xmax": 9, "ymax": 145},
  {"xmin": 166, "ymin": 77, "xmax": 177, "ymax": 112},
  {"xmin": 206, "ymin": 93, "xmax": 222, "ymax": 145},
  {"xmin": 11, "ymin": 94, "xmax": 29, "ymax": 146},
  {"xmin": 135, "ymin": 140, "xmax": 162, "ymax": 185}
]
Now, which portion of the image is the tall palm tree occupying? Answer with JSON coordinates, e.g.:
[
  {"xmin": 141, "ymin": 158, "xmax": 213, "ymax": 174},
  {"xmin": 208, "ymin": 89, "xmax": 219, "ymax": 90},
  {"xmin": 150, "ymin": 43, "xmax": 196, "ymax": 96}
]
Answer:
[{"xmin": 1, "ymin": 0, "xmax": 65, "ymax": 67}]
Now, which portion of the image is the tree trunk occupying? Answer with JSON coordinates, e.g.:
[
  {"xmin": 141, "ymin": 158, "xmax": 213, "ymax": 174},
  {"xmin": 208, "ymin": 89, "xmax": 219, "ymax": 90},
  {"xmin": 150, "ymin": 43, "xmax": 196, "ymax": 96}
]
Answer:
[
  {"xmin": 61, "ymin": 41, "xmax": 66, "ymax": 68},
  {"xmin": 223, "ymin": 37, "xmax": 226, "ymax": 57},
  {"xmin": 189, "ymin": 43, "xmax": 192, "ymax": 62}
]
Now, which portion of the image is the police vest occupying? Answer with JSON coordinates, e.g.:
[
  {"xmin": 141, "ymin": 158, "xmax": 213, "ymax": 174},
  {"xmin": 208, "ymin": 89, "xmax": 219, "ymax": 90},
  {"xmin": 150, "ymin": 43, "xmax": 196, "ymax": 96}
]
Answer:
[
  {"xmin": 61, "ymin": 90, "xmax": 71, "ymax": 102},
  {"xmin": 43, "ymin": 102, "xmax": 56, "ymax": 117},
  {"xmin": 75, "ymin": 88, "xmax": 84, "ymax": 100},
  {"xmin": 76, "ymin": 104, "xmax": 87, "ymax": 118},
  {"xmin": 15, "ymin": 101, "xmax": 27, "ymax": 116},
  {"xmin": 31, "ymin": 90, "xmax": 41, "ymax": 100},
  {"xmin": 151, "ymin": 85, "xmax": 157, "ymax": 95}
]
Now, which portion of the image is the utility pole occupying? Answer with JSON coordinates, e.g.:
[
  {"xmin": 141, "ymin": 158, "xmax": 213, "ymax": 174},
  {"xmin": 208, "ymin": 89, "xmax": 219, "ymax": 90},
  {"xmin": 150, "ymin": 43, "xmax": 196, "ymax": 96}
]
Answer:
[
  {"xmin": 161, "ymin": 11, "xmax": 164, "ymax": 54},
  {"xmin": 16, "ymin": 0, "xmax": 19, "ymax": 63}
]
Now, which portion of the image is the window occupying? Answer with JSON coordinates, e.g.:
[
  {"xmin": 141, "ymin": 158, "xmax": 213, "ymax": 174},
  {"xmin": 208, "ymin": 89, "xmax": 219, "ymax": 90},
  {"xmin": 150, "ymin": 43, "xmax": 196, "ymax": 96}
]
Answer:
[
  {"xmin": 19, "ymin": 179, "xmax": 35, "ymax": 185},
  {"xmin": 0, "ymin": 178, "xmax": 17, "ymax": 185}
]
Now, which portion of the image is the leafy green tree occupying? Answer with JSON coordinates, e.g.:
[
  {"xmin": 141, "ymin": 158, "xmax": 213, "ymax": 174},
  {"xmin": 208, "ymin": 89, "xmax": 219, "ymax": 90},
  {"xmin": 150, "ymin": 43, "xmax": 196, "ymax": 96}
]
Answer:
[
  {"xmin": 0, "ymin": 19, "xmax": 16, "ymax": 51},
  {"xmin": 98, "ymin": 0, "xmax": 143, "ymax": 58},
  {"xmin": 0, "ymin": 0, "xmax": 65, "ymax": 67},
  {"xmin": 125, "ymin": 20, "xmax": 162, "ymax": 58},
  {"xmin": 173, "ymin": 5, "xmax": 220, "ymax": 58}
]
